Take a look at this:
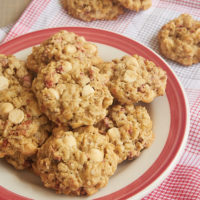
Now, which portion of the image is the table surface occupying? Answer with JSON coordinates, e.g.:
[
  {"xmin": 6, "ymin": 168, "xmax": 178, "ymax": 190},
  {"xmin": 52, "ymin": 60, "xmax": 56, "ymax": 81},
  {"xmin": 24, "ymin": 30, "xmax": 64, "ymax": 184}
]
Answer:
[{"xmin": 0, "ymin": 0, "xmax": 31, "ymax": 27}]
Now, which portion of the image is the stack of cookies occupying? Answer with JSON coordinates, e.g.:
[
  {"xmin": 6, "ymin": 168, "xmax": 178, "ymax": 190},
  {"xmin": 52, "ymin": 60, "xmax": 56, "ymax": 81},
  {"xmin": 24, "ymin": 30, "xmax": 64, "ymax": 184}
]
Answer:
[
  {"xmin": 0, "ymin": 30, "xmax": 167, "ymax": 196},
  {"xmin": 62, "ymin": 0, "xmax": 152, "ymax": 21}
]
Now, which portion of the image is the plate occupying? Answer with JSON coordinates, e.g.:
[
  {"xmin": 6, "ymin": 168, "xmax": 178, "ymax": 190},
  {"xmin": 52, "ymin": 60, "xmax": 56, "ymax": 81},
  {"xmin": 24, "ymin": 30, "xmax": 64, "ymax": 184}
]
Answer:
[{"xmin": 0, "ymin": 27, "xmax": 189, "ymax": 200}]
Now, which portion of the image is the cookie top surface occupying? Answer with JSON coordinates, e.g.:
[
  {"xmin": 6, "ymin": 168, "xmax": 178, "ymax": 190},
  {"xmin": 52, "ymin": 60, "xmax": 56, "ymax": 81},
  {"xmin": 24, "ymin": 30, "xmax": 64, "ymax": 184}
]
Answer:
[
  {"xmin": 96, "ymin": 104, "xmax": 154, "ymax": 163},
  {"xmin": 26, "ymin": 30, "xmax": 102, "ymax": 73},
  {"xmin": 32, "ymin": 60, "xmax": 113, "ymax": 128},
  {"xmin": 0, "ymin": 55, "xmax": 51, "ymax": 170},
  {"xmin": 117, "ymin": 0, "xmax": 152, "ymax": 11},
  {"xmin": 109, "ymin": 55, "xmax": 167, "ymax": 104},
  {"xmin": 0, "ymin": 54, "xmax": 32, "ymax": 88},
  {"xmin": 35, "ymin": 126, "xmax": 118, "ymax": 195},
  {"xmin": 62, "ymin": 0, "xmax": 124, "ymax": 22},
  {"xmin": 95, "ymin": 61, "xmax": 115, "ymax": 84},
  {"xmin": 158, "ymin": 14, "xmax": 200, "ymax": 66}
]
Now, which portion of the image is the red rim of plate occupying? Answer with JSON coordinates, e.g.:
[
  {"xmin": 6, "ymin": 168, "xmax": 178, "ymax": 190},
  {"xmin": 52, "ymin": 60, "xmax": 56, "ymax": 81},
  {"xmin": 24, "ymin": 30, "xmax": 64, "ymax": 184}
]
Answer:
[{"xmin": 0, "ymin": 27, "xmax": 188, "ymax": 200}]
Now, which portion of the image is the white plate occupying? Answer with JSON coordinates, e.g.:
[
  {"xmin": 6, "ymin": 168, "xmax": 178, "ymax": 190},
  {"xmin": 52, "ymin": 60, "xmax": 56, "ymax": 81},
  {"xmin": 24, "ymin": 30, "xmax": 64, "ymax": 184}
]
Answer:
[{"xmin": 0, "ymin": 27, "xmax": 190, "ymax": 200}]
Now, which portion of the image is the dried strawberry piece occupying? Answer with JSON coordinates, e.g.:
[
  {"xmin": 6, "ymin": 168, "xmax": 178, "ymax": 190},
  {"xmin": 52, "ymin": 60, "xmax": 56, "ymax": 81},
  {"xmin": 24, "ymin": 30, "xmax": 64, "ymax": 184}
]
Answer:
[
  {"xmin": 26, "ymin": 113, "xmax": 31, "ymax": 118},
  {"xmin": 177, "ymin": 25, "xmax": 184, "ymax": 28},
  {"xmin": 23, "ymin": 75, "xmax": 32, "ymax": 88},
  {"xmin": 89, "ymin": 69, "xmax": 94, "ymax": 79},
  {"xmin": 128, "ymin": 127, "xmax": 133, "ymax": 135},
  {"xmin": 2, "ymin": 139, "xmax": 8, "ymax": 147},
  {"xmin": 45, "ymin": 80, "xmax": 53, "ymax": 88},
  {"xmin": 23, "ymin": 120, "xmax": 32, "ymax": 126},
  {"xmin": 56, "ymin": 66, "xmax": 63, "ymax": 73}
]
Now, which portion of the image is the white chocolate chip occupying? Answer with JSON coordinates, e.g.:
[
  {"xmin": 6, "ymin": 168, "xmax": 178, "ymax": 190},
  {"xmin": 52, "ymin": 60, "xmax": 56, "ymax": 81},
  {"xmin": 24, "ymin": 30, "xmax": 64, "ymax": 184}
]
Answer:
[
  {"xmin": 0, "ymin": 76, "xmax": 9, "ymax": 91},
  {"xmin": 63, "ymin": 135, "xmax": 77, "ymax": 147},
  {"xmin": 126, "ymin": 57, "xmax": 139, "ymax": 69},
  {"xmin": 65, "ymin": 32, "xmax": 75, "ymax": 40},
  {"xmin": 65, "ymin": 44, "xmax": 77, "ymax": 54},
  {"xmin": 124, "ymin": 70, "xmax": 137, "ymax": 83},
  {"xmin": 89, "ymin": 148, "xmax": 104, "ymax": 162},
  {"xmin": 107, "ymin": 128, "xmax": 120, "ymax": 140},
  {"xmin": 0, "ymin": 103, "xmax": 14, "ymax": 116},
  {"xmin": 62, "ymin": 61, "xmax": 72, "ymax": 72},
  {"xmin": 8, "ymin": 109, "xmax": 24, "ymax": 124},
  {"xmin": 82, "ymin": 85, "xmax": 94, "ymax": 96},
  {"xmin": 77, "ymin": 36, "xmax": 86, "ymax": 43},
  {"xmin": 23, "ymin": 143, "xmax": 36, "ymax": 156},
  {"xmin": 86, "ymin": 44, "xmax": 97, "ymax": 54},
  {"xmin": 48, "ymin": 88, "xmax": 60, "ymax": 100}
]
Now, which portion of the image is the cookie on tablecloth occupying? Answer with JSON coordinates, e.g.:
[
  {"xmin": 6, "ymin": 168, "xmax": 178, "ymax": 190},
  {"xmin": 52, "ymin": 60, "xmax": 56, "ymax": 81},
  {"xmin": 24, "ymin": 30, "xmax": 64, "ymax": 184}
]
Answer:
[
  {"xmin": 62, "ymin": 0, "xmax": 124, "ymax": 22},
  {"xmin": 109, "ymin": 55, "xmax": 167, "ymax": 104},
  {"xmin": 32, "ymin": 60, "xmax": 113, "ymax": 128},
  {"xmin": 158, "ymin": 14, "xmax": 200, "ymax": 66},
  {"xmin": 96, "ymin": 104, "xmax": 154, "ymax": 163},
  {"xmin": 26, "ymin": 30, "xmax": 102, "ymax": 73},
  {"xmin": 0, "ymin": 55, "xmax": 51, "ymax": 170},
  {"xmin": 34, "ymin": 126, "xmax": 118, "ymax": 195},
  {"xmin": 117, "ymin": 0, "xmax": 152, "ymax": 11}
]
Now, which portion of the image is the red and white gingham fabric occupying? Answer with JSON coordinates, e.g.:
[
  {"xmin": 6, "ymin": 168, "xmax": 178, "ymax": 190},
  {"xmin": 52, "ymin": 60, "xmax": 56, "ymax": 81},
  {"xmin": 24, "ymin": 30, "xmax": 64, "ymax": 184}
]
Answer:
[{"xmin": 0, "ymin": 0, "xmax": 200, "ymax": 199}]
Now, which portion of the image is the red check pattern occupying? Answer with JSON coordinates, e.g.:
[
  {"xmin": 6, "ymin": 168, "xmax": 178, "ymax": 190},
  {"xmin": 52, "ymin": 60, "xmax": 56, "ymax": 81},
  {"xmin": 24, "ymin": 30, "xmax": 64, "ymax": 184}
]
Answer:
[{"xmin": 0, "ymin": 0, "xmax": 200, "ymax": 199}]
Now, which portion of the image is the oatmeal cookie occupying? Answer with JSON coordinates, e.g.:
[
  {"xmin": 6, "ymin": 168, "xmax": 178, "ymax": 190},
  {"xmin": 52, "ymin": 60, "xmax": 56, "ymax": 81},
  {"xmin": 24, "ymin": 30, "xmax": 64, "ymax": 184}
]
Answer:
[
  {"xmin": 0, "ymin": 55, "xmax": 51, "ymax": 170},
  {"xmin": 34, "ymin": 126, "xmax": 118, "ymax": 196},
  {"xmin": 62, "ymin": 0, "xmax": 124, "ymax": 22},
  {"xmin": 0, "ymin": 86, "xmax": 51, "ymax": 169},
  {"xmin": 117, "ymin": 0, "xmax": 152, "ymax": 11},
  {"xmin": 32, "ymin": 60, "xmax": 113, "ymax": 128},
  {"xmin": 96, "ymin": 104, "xmax": 154, "ymax": 163},
  {"xmin": 158, "ymin": 14, "xmax": 200, "ymax": 66},
  {"xmin": 109, "ymin": 55, "xmax": 167, "ymax": 104},
  {"xmin": 26, "ymin": 30, "xmax": 102, "ymax": 73}
]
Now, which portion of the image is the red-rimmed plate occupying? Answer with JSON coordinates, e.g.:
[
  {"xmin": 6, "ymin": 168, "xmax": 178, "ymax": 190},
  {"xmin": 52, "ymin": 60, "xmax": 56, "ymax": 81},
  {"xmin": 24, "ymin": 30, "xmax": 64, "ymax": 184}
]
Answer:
[{"xmin": 0, "ymin": 27, "xmax": 189, "ymax": 200}]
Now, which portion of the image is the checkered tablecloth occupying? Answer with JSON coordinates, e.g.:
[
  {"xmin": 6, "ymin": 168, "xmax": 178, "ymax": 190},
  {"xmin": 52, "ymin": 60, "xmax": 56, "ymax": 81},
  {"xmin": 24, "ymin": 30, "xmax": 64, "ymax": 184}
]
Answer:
[{"xmin": 0, "ymin": 0, "xmax": 199, "ymax": 199}]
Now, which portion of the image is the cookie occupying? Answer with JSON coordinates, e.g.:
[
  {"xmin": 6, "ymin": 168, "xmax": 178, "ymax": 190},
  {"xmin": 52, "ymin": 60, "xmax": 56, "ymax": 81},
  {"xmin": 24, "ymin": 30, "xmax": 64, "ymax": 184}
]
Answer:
[
  {"xmin": 109, "ymin": 55, "xmax": 167, "ymax": 104},
  {"xmin": 34, "ymin": 126, "xmax": 118, "ymax": 196},
  {"xmin": 26, "ymin": 30, "xmax": 102, "ymax": 73},
  {"xmin": 158, "ymin": 14, "xmax": 200, "ymax": 66},
  {"xmin": 62, "ymin": 0, "xmax": 124, "ymax": 22},
  {"xmin": 32, "ymin": 60, "xmax": 113, "ymax": 128},
  {"xmin": 0, "ymin": 55, "xmax": 51, "ymax": 170},
  {"xmin": 96, "ymin": 104, "xmax": 154, "ymax": 163},
  {"xmin": 117, "ymin": 0, "xmax": 152, "ymax": 11}
]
